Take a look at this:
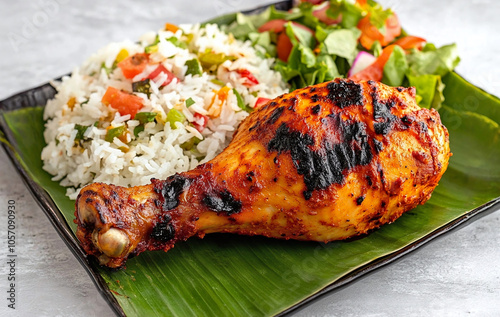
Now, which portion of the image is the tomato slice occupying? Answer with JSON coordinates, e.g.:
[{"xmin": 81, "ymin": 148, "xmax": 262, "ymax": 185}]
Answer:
[
  {"xmin": 255, "ymin": 97, "xmax": 271, "ymax": 109},
  {"xmin": 192, "ymin": 112, "xmax": 209, "ymax": 132},
  {"xmin": 258, "ymin": 19, "xmax": 287, "ymax": 33},
  {"xmin": 349, "ymin": 45, "xmax": 395, "ymax": 82},
  {"xmin": 384, "ymin": 14, "xmax": 401, "ymax": 45},
  {"xmin": 117, "ymin": 53, "xmax": 149, "ymax": 79},
  {"xmin": 276, "ymin": 32, "xmax": 294, "ymax": 62},
  {"xmin": 101, "ymin": 87, "xmax": 144, "ymax": 118},
  {"xmin": 236, "ymin": 69, "xmax": 259, "ymax": 86},
  {"xmin": 147, "ymin": 64, "xmax": 178, "ymax": 86},
  {"xmin": 357, "ymin": 13, "xmax": 401, "ymax": 50},
  {"xmin": 258, "ymin": 19, "xmax": 315, "ymax": 35},
  {"xmin": 394, "ymin": 35, "xmax": 427, "ymax": 50},
  {"xmin": 259, "ymin": 19, "xmax": 315, "ymax": 62},
  {"xmin": 313, "ymin": 3, "xmax": 341, "ymax": 25},
  {"xmin": 357, "ymin": 16, "xmax": 383, "ymax": 50}
]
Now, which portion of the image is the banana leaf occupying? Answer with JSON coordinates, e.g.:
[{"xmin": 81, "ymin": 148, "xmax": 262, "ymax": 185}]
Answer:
[{"xmin": 1, "ymin": 6, "xmax": 500, "ymax": 317}]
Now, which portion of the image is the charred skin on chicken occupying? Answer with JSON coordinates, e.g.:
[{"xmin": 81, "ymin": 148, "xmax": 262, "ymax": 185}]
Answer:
[{"xmin": 75, "ymin": 79, "xmax": 450, "ymax": 268}]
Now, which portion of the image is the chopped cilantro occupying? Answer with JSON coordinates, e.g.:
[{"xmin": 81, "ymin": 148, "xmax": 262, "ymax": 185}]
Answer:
[
  {"xmin": 105, "ymin": 126, "xmax": 126, "ymax": 143},
  {"xmin": 185, "ymin": 58, "xmax": 203, "ymax": 76},
  {"xmin": 185, "ymin": 98, "xmax": 195, "ymax": 108},
  {"xmin": 132, "ymin": 79, "xmax": 152, "ymax": 97},
  {"xmin": 232, "ymin": 88, "xmax": 253, "ymax": 112}
]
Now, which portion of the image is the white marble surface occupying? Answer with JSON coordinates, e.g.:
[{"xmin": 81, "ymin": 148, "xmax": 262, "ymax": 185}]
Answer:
[{"xmin": 0, "ymin": 0, "xmax": 499, "ymax": 316}]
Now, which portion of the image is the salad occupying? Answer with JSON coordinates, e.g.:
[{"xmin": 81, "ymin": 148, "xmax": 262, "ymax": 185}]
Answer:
[{"xmin": 218, "ymin": 0, "xmax": 460, "ymax": 110}]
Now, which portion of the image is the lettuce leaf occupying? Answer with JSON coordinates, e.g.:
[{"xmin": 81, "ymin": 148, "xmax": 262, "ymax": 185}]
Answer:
[
  {"xmin": 315, "ymin": 24, "xmax": 330, "ymax": 43},
  {"xmin": 407, "ymin": 73, "xmax": 445, "ymax": 110},
  {"xmin": 214, "ymin": 0, "xmax": 458, "ymax": 99},
  {"xmin": 269, "ymin": 5, "xmax": 303, "ymax": 20},
  {"xmin": 322, "ymin": 28, "xmax": 361, "ymax": 63},
  {"xmin": 317, "ymin": 54, "xmax": 341, "ymax": 81},
  {"xmin": 403, "ymin": 43, "xmax": 458, "ymax": 109},
  {"xmin": 246, "ymin": 6, "xmax": 271, "ymax": 29},
  {"xmin": 295, "ymin": 2, "xmax": 321, "ymax": 30},
  {"xmin": 327, "ymin": 0, "xmax": 364, "ymax": 29},
  {"xmin": 248, "ymin": 31, "xmax": 276, "ymax": 56},
  {"xmin": 407, "ymin": 43, "xmax": 461, "ymax": 77},
  {"xmin": 274, "ymin": 61, "xmax": 302, "ymax": 83},
  {"xmin": 382, "ymin": 45, "xmax": 408, "ymax": 86},
  {"xmin": 365, "ymin": 0, "xmax": 393, "ymax": 28},
  {"xmin": 285, "ymin": 22, "xmax": 316, "ymax": 49},
  {"xmin": 226, "ymin": 13, "xmax": 256, "ymax": 40}
]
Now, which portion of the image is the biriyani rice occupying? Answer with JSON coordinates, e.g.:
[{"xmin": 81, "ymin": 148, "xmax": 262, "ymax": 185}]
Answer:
[{"xmin": 41, "ymin": 23, "xmax": 288, "ymax": 199}]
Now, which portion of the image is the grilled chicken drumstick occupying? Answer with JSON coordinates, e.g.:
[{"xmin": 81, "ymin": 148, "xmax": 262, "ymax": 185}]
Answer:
[{"xmin": 75, "ymin": 79, "xmax": 450, "ymax": 268}]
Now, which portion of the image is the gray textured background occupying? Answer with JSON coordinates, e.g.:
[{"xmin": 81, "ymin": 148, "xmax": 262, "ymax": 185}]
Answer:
[{"xmin": 1, "ymin": 0, "xmax": 499, "ymax": 316}]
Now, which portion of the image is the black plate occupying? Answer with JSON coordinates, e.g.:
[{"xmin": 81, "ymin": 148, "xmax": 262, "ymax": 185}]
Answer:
[{"xmin": 1, "ymin": 1, "xmax": 499, "ymax": 316}]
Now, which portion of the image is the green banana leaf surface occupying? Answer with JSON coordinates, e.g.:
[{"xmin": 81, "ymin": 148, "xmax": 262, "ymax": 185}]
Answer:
[
  {"xmin": 1, "ymin": 6, "xmax": 500, "ymax": 317},
  {"xmin": 1, "ymin": 67, "xmax": 499, "ymax": 317}
]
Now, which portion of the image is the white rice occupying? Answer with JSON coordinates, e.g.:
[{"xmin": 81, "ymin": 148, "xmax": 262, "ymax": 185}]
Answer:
[{"xmin": 41, "ymin": 23, "xmax": 288, "ymax": 199}]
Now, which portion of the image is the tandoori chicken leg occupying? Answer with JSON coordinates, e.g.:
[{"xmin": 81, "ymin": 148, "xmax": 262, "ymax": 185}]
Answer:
[{"xmin": 75, "ymin": 79, "xmax": 450, "ymax": 268}]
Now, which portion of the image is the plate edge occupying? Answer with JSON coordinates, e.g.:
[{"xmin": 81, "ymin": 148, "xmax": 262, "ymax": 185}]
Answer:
[
  {"xmin": 0, "ymin": 85, "xmax": 126, "ymax": 317},
  {"xmin": 2, "ymin": 0, "xmax": 500, "ymax": 315}
]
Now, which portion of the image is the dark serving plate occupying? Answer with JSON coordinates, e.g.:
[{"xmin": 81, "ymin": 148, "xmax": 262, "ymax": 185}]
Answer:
[{"xmin": 2, "ymin": 1, "xmax": 500, "ymax": 316}]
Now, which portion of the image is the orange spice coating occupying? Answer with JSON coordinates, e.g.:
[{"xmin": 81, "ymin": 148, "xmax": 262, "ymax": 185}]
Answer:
[{"xmin": 75, "ymin": 79, "xmax": 450, "ymax": 268}]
